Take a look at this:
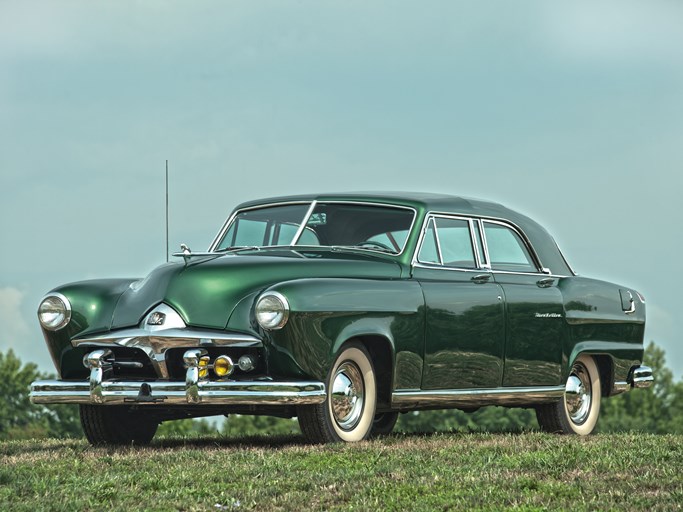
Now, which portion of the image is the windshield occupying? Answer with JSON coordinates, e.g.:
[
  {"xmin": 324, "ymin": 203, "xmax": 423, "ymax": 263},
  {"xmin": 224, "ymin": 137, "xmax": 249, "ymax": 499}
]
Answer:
[{"xmin": 215, "ymin": 202, "xmax": 415, "ymax": 254}]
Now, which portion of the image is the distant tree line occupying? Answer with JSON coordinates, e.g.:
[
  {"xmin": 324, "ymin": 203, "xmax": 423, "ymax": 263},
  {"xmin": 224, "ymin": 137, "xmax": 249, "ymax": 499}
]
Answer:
[{"xmin": 1, "ymin": 342, "xmax": 681, "ymax": 440}]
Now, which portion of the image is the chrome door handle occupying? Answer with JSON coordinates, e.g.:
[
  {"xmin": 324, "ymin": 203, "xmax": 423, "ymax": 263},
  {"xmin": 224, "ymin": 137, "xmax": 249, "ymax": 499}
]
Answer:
[
  {"xmin": 471, "ymin": 274, "xmax": 491, "ymax": 284},
  {"xmin": 537, "ymin": 277, "xmax": 554, "ymax": 288}
]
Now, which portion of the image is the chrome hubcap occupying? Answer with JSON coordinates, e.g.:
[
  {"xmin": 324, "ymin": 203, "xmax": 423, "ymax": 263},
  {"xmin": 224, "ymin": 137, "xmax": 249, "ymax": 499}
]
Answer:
[
  {"xmin": 565, "ymin": 363, "xmax": 592, "ymax": 425},
  {"xmin": 331, "ymin": 362, "xmax": 364, "ymax": 431}
]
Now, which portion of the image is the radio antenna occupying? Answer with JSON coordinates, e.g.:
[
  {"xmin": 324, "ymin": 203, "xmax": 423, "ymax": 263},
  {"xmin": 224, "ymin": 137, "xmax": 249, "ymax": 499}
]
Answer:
[{"xmin": 165, "ymin": 160, "xmax": 169, "ymax": 262}]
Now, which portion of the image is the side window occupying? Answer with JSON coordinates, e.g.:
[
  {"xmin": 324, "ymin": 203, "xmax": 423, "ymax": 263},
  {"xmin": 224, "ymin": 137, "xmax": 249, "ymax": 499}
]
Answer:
[
  {"xmin": 434, "ymin": 218, "xmax": 476, "ymax": 268},
  {"xmin": 483, "ymin": 222, "xmax": 536, "ymax": 272},
  {"xmin": 417, "ymin": 218, "xmax": 440, "ymax": 264}
]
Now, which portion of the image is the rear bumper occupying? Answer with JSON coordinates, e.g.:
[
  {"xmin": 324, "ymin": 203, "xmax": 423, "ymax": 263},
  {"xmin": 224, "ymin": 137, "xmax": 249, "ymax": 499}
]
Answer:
[
  {"xmin": 631, "ymin": 365, "xmax": 654, "ymax": 389},
  {"xmin": 30, "ymin": 379, "xmax": 326, "ymax": 406},
  {"xmin": 612, "ymin": 365, "xmax": 654, "ymax": 395}
]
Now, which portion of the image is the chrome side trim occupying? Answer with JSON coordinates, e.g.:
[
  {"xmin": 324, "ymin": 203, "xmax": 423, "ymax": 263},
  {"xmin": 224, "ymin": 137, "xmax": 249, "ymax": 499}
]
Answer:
[
  {"xmin": 391, "ymin": 386, "xmax": 565, "ymax": 408},
  {"xmin": 29, "ymin": 379, "xmax": 326, "ymax": 406},
  {"xmin": 72, "ymin": 329, "xmax": 262, "ymax": 379}
]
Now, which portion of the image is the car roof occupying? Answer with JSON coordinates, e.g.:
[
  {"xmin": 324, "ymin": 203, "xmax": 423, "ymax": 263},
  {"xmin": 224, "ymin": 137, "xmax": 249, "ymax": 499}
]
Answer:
[
  {"xmin": 233, "ymin": 192, "xmax": 574, "ymax": 276},
  {"xmin": 236, "ymin": 192, "xmax": 496, "ymax": 212}
]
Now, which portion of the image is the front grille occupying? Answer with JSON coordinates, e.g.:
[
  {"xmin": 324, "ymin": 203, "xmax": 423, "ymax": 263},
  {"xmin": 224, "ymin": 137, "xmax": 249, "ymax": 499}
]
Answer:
[{"xmin": 104, "ymin": 347, "xmax": 157, "ymax": 379}]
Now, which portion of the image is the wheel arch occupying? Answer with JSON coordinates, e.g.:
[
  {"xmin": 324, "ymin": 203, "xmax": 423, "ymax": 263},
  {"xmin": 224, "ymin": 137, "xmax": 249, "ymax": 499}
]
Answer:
[
  {"xmin": 566, "ymin": 350, "xmax": 613, "ymax": 397},
  {"xmin": 349, "ymin": 334, "xmax": 395, "ymax": 411}
]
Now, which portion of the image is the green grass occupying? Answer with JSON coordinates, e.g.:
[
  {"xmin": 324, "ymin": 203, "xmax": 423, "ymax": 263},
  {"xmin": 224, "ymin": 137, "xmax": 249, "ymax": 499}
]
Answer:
[{"xmin": 1, "ymin": 433, "xmax": 681, "ymax": 511}]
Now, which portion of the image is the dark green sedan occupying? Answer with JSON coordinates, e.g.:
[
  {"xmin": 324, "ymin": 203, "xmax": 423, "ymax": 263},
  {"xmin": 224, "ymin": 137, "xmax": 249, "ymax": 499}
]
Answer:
[{"xmin": 30, "ymin": 193, "xmax": 653, "ymax": 444}]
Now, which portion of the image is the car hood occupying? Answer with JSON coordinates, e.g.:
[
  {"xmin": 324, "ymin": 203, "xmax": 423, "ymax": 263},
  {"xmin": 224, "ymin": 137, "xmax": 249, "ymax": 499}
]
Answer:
[{"xmin": 111, "ymin": 250, "xmax": 403, "ymax": 330}]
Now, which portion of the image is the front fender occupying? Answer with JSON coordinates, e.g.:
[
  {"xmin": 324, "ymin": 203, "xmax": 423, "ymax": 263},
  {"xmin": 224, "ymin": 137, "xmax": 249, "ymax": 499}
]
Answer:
[
  {"xmin": 40, "ymin": 278, "xmax": 139, "ymax": 378},
  {"xmin": 262, "ymin": 278, "xmax": 424, "ymax": 388}
]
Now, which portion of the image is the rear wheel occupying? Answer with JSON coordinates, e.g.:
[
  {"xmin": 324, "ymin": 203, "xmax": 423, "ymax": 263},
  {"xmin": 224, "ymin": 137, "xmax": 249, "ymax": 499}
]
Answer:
[
  {"xmin": 536, "ymin": 354, "xmax": 601, "ymax": 435},
  {"xmin": 298, "ymin": 342, "xmax": 377, "ymax": 443},
  {"xmin": 80, "ymin": 405, "xmax": 158, "ymax": 445}
]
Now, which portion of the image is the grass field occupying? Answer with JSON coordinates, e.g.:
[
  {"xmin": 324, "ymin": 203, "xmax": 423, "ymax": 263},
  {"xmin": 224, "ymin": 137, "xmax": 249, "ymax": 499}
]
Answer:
[{"xmin": 1, "ymin": 433, "xmax": 681, "ymax": 511}]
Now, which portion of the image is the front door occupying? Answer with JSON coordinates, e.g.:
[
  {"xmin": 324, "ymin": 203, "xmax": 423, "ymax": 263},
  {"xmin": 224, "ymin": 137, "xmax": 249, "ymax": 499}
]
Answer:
[{"xmin": 413, "ymin": 215, "xmax": 506, "ymax": 390}]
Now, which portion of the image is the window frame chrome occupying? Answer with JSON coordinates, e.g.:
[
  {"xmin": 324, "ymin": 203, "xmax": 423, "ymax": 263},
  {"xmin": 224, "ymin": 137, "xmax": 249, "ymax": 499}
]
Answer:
[
  {"xmin": 411, "ymin": 211, "xmax": 563, "ymax": 277},
  {"xmin": 480, "ymin": 218, "xmax": 542, "ymax": 274},
  {"xmin": 414, "ymin": 213, "xmax": 482, "ymax": 271}
]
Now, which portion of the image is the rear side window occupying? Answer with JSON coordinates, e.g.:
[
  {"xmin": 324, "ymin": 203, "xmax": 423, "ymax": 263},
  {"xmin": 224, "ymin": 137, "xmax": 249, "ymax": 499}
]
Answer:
[{"xmin": 483, "ymin": 222, "xmax": 536, "ymax": 272}]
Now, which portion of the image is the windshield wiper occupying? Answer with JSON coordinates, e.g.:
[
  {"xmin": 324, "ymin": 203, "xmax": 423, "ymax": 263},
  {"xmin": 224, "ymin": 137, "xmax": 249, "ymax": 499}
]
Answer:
[
  {"xmin": 331, "ymin": 245, "xmax": 396, "ymax": 254},
  {"xmin": 215, "ymin": 246, "xmax": 262, "ymax": 253}
]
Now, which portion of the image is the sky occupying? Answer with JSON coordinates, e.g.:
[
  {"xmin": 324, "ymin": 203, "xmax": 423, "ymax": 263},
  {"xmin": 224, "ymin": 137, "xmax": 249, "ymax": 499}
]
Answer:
[{"xmin": 1, "ymin": 1, "xmax": 682, "ymax": 378}]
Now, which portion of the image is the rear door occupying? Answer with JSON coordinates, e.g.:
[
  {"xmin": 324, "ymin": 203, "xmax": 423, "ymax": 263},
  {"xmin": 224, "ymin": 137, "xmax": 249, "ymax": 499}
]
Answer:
[{"xmin": 481, "ymin": 220, "xmax": 564, "ymax": 387}]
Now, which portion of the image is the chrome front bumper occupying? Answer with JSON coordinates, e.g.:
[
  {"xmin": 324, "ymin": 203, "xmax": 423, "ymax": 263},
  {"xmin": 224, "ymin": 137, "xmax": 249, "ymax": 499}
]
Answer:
[
  {"xmin": 31, "ymin": 346, "xmax": 326, "ymax": 406},
  {"xmin": 30, "ymin": 379, "xmax": 326, "ymax": 406}
]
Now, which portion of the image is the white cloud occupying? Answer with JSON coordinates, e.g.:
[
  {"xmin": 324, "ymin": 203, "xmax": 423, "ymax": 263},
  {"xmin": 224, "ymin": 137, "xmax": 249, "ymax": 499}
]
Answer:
[{"xmin": 0, "ymin": 286, "xmax": 30, "ymax": 352}]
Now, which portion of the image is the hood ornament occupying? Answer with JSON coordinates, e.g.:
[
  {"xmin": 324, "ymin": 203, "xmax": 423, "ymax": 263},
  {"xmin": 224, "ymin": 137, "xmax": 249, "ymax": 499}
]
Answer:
[
  {"xmin": 172, "ymin": 243, "xmax": 217, "ymax": 265},
  {"xmin": 180, "ymin": 243, "xmax": 192, "ymax": 264}
]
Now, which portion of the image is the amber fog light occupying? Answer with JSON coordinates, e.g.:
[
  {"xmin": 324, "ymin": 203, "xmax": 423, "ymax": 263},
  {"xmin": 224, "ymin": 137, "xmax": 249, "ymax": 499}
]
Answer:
[
  {"xmin": 214, "ymin": 355, "xmax": 234, "ymax": 377},
  {"xmin": 198, "ymin": 356, "xmax": 210, "ymax": 379},
  {"xmin": 255, "ymin": 291, "xmax": 290, "ymax": 330},
  {"xmin": 38, "ymin": 293, "xmax": 71, "ymax": 331}
]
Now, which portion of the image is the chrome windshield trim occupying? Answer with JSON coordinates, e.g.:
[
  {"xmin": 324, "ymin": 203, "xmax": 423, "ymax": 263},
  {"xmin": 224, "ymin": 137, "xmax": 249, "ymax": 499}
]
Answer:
[
  {"xmin": 392, "ymin": 385, "xmax": 565, "ymax": 408},
  {"xmin": 290, "ymin": 200, "xmax": 318, "ymax": 245},
  {"xmin": 72, "ymin": 329, "xmax": 262, "ymax": 379},
  {"xmin": 210, "ymin": 200, "xmax": 418, "ymax": 257}
]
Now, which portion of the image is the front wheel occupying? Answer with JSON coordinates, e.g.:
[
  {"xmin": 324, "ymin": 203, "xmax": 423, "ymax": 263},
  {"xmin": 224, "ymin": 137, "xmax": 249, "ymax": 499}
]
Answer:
[
  {"xmin": 371, "ymin": 412, "xmax": 399, "ymax": 437},
  {"xmin": 536, "ymin": 354, "xmax": 601, "ymax": 435},
  {"xmin": 298, "ymin": 342, "xmax": 377, "ymax": 443},
  {"xmin": 80, "ymin": 405, "xmax": 158, "ymax": 445}
]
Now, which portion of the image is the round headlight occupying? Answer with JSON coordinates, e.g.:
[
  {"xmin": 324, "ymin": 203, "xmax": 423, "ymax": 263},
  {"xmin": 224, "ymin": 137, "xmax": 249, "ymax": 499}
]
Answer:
[
  {"xmin": 38, "ymin": 293, "xmax": 72, "ymax": 331},
  {"xmin": 255, "ymin": 291, "xmax": 290, "ymax": 330}
]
